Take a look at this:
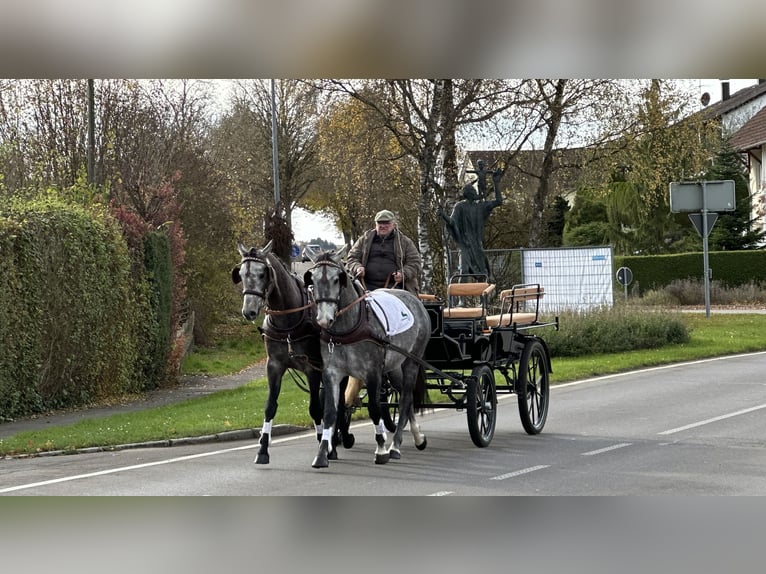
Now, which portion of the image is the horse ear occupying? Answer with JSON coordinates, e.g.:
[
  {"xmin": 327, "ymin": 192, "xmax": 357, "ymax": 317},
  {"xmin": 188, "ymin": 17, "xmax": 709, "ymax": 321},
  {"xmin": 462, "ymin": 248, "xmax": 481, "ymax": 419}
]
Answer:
[
  {"xmin": 237, "ymin": 242, "xmax": 248, "ymax": 257},
  {"xmin": 339, "ymin": 271, "xmax": 347, "ymax": 288},
  {"xmin": 303, "ymin": 270, "xmax": 313, "ymax": 287},
  {"xmin": 302, "ymin": 246, "xmax": 317, "ymax": 263},
  {"xmin": 333, "ymin": 244, "xmax": 349, "ymax": 261},
  {"xmin": 262, "ymin": 239, "xmax": 273, "ymax": 254},
  {"xmin": 231, "ymin": 265, "xmax": 242, "ymax": 284}
]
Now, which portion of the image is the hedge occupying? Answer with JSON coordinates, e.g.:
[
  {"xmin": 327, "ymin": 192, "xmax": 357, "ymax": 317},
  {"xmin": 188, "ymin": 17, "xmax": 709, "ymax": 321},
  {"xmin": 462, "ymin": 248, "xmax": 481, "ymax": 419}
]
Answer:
[
  {"xmin": 0, "ymin": 197, "xmax": 163, "ymax": 420},
  {"xmin": 614, "ymin": 250, "xmax": 766, "ymax": 294}
]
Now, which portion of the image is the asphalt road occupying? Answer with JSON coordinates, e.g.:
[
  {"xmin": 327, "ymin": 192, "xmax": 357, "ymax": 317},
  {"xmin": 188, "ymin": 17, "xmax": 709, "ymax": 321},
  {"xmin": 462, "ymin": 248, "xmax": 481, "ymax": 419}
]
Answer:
[{"xmin": 3, "ymin": 351, "xmax": 766, "ymax": 495}]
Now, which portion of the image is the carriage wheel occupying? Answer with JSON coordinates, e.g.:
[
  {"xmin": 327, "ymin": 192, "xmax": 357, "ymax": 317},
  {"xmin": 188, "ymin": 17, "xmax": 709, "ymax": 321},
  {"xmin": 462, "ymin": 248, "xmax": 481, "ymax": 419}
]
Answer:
[
  {"xmin": 381, "ymin": 383, "xmax": 400, "ymax": 433},
  {"xmin": 466, "ymin": 364, "xmax": 497, "ymax": 448},
  {"xmin": 517, "ymin": 339, "xmax": 550, "ymax": 435}
]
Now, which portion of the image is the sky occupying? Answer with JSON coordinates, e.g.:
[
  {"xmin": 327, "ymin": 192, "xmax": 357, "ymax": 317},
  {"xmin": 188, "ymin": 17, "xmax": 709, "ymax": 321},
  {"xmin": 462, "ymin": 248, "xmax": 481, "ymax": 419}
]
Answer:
[{"xmin": 292, "ymin": 207, "xmax": 344, "ymax": 245}]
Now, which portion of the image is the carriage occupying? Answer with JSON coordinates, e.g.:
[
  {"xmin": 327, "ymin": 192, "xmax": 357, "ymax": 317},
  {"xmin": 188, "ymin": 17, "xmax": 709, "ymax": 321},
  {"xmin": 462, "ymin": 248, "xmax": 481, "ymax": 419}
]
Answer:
[
  {"xmin": 234, "ymin": 242, "xmax": 558, "ymax": 468},
  {"xmin": 348, "ymin": 273, "xmax": 557, "ymax": 449}
]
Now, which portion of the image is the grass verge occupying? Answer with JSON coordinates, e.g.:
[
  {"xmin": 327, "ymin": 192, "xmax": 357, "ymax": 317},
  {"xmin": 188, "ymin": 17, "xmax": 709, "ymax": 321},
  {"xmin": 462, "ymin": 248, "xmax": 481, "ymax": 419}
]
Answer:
[{"xmin": 2, "ymin": 313, "xmax": 766, "ymax": 456}]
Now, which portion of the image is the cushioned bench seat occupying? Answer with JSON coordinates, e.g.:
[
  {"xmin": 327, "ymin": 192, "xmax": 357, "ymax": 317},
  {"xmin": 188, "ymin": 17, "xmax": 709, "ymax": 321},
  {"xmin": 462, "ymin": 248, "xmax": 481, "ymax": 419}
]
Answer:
[
  {"xmin": 442, "ymin": 281, "xmax": 495, "ymax": 320},
  {"xmin": 484, "ymin": 285, "xmax": 545, "ymax": 328}
]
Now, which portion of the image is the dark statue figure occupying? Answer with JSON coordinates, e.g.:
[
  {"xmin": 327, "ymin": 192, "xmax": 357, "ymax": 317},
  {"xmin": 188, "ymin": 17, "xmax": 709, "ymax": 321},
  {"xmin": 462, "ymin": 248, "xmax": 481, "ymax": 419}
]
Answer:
[{"xmin": 438, "ymin": 163, "xmax": 504, "ymax": 279}]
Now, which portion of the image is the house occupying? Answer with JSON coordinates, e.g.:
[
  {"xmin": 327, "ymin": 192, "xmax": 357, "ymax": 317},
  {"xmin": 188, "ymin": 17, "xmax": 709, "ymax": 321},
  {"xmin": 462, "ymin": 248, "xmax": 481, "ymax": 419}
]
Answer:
[{"xmin": 703, "ymin": 80, "xmax": 766, "ymax": 236}]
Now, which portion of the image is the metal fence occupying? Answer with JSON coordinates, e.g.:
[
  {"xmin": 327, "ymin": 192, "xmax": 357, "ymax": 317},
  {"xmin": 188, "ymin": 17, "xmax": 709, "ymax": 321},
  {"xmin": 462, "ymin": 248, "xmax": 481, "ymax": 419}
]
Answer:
[{"xmin": 448, "ymin": 246, "xmax": 614, "ymax": 312}]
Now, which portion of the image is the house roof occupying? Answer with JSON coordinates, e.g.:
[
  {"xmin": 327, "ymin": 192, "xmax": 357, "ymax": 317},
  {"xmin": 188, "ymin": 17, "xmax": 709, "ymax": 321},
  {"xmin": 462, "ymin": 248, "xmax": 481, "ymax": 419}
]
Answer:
[
  {"xmin": 701, "ymin": 81, "xmax": 766, "ymax": 120},
  {"xmin": 729, "ymin": 105, "xmax": 766, "ymax": 151}
]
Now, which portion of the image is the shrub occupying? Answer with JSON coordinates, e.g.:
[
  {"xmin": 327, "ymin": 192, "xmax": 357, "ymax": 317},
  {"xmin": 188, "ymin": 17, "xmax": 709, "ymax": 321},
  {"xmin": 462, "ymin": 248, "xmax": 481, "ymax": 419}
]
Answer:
[
  {"xmin": 539, "ymin": 306, "xmax": 690, "ymax": 357},
  {"xmin": 636, "ymin": 278, "xmax": 766, "ymax": 307},
  {"xmin": 0, "ymin": 196, "xmax": 147, "ymax": 419}
]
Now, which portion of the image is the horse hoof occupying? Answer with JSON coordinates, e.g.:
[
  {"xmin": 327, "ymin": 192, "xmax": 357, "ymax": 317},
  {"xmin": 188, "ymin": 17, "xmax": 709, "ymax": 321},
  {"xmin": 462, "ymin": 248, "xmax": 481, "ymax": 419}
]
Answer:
[
  {"xmin": 254, "ymin": 453, "xmax": 270, "ymax": 464},
  {"xmin": 328, "ymin": 449, "xmax": 338, "ymax": 461},
  {"xmin": 312, "ymin": 455, "xmax": 329, "ymax": 468},
  {"xmin": 416, "ymin": 437, "xmax": 427, "ymax": 451},
  {"xmin": 342, "ymin": 433, "xmax": 355, "ymax": 449},
  {"xmin": 374, "ymin": 452, "xmax": 390, "ymax": 465},
  {"xmin": 389, "ymin": 449, "xmax": 401, "ymax": 460}
]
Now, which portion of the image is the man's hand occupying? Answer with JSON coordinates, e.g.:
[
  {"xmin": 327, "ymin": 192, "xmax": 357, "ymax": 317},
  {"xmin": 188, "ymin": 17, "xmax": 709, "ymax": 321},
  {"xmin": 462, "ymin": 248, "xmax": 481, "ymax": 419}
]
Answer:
[
  {"xmin": 393, "ymin": 271, "xmax": 403, "ymax": 284},
  {"xmin": 355, "ymin": 267, "xmax": 365, "ymax": 278}
]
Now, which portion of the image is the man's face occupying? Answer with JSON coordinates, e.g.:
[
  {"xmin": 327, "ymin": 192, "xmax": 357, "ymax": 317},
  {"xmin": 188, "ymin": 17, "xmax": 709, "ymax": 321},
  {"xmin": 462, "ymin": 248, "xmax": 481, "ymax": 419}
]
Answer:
[{"xmin": 375, "ymin": 220, "xmax": 394, "ymax": 236}]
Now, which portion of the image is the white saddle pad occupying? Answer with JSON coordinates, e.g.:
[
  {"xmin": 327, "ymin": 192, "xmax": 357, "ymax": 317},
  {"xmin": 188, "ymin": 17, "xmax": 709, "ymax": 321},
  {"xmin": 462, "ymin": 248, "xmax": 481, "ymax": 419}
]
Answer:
[{"xmin": 366, "ymin": 291, "xmax": 414, "ymax": 336}]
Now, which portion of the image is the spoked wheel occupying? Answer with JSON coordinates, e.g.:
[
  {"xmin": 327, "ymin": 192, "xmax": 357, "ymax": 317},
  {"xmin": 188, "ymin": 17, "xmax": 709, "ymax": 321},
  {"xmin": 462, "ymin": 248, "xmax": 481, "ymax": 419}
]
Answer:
[
  {"xmin": 517, "ymin": 338, "xmax": 550, "ymax": 435},
  {"xmin": 466, "ymin": 364, "xmax": 497, "ymax": 448},
  {"xmin": 381, "ymin": 380, "xmax": 400, "ymax": 433}
]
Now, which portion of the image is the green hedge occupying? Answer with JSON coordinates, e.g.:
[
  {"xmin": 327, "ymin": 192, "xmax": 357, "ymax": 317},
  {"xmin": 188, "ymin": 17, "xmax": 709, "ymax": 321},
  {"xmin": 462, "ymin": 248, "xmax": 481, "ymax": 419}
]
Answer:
[
  {"xmin": 142, "ymin": 230, "xmax": 173, "ymax": 387},
  {"xmin": 0, "ymin": 197, "xmax": 156, "ymax": 420},
  {"xmin": 614, "ymin": 250, "xmax": 766, "ymax": 293}
]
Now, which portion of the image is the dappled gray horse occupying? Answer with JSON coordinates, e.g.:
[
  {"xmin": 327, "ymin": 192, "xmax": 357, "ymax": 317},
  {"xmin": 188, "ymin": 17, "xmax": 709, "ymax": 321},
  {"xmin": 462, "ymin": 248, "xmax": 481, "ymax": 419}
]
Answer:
[
  {"xmin": 304, "ymin": 247, "xmax": 430, "ymax": 467},
  {"xmin": 232, "ymin": 241, "xmax": 344, "ymax": 465}
]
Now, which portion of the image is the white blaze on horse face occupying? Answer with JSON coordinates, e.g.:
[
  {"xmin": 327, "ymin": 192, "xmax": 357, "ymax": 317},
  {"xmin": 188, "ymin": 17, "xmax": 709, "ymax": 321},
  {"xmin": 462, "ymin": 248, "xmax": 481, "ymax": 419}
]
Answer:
[
  {"xmin": 314, "ymin": 265, "xmax": 342, "ymax": 329},
  {"xmin": 240, "ymin": 259, "xmax": 268, "ymax": 321}
]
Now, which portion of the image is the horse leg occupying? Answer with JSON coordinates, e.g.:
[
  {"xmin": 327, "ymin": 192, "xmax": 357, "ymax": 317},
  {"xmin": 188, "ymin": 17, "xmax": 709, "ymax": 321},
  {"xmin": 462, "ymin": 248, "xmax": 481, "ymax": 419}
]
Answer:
[
  {"xmin": 336, "ymin": 376, "xmax": 355, "ymax": 449},
  {"xmin": 312, "ymin": 372, "xmax": 340, "ymax": 469},
  {"xmin": 311, "ymin": 370, "xmax": 341, "ymax": 459},
  {"xmin": 387, "ymin": 369, "xmax": 407, "ymax": 461},
  {"xmin": 365, "ymin": 376, "xmax": 390, "ymax": 465},
  {"xmin": 255, "ymin": 364, "xmax": 283, "ymax": 465},
  {"xmin": 405, "ymin": 362, "xmax": 427, "ymax": 451}
]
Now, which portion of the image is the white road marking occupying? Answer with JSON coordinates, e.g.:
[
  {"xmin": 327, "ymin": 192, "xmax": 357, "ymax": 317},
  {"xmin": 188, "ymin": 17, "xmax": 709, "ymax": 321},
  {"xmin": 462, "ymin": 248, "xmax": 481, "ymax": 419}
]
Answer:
[
  {"xmin": 581, "ymin": 443, "xmax": 632, "ymax": 456},
  {"xmin": 553, "ymin": 350, "xmax": 766, "ymax": 389},
  {"xmin": 427, "ymin": 491, "xmax": 455, "ymax": 496},
  {"xmin": 0, "ymin": 432, "xmax": 315, "ymax": 494},
  {"xmin": 489, "ymin": 465, "xmax": 550, "ymax": 481},
  {"xmin": 658, "ymin": 403, "xmax": 766, "ymax": 435}
]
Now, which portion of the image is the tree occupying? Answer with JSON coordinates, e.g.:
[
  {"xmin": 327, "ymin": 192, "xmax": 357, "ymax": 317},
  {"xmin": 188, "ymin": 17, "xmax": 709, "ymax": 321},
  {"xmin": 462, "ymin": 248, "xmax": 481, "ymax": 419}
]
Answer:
[
  {"xmin": 599, "ymin": 80, "xmax": 722, "ymax": 254},
  {"xmin": 480, "ymin": 79, "xmax": 639, "ymax": 248},
  {"xmin": 216, "ymin": 80, "xmax": 322, "ymax": 263},
  {"xmin": 313, "ymin": 92, "xmax": 418, "ymax": 245},
  {"xmin": 706, "ymin": 138, "xmax": 765, "ymax": 250},
  {"xmin": 318, "ymin": 79, "xmax": 528, "ymax": 292}
]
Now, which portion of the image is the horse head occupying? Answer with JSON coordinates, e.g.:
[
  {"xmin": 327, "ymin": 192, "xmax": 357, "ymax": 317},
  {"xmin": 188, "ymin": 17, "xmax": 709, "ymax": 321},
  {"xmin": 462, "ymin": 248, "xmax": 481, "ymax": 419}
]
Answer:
[
  {"xmin": 232, "ymin": 240, "xmax": 275, "ymax": 321},
  {"xmin": 304, "ymin": 245, "xmax": 349, "ymax": 329}
]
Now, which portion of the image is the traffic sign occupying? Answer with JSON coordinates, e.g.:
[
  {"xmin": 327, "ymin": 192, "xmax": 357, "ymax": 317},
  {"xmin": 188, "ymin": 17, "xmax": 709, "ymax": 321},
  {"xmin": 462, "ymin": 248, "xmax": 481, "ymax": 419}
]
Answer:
[
  {"xmin": 291, "ymin": 244, "xmax": 300, "ymax": 258},
  {"xmin": 688, "ymin": 213, "xmax": 719, "ymax": 238},
  {"xmin": 616, "ymin": 267, "xmax": 633, "ymax": 286},
  {"xmin": 669, "ymin": 180, "xmax": 735, "ymax": 213}
]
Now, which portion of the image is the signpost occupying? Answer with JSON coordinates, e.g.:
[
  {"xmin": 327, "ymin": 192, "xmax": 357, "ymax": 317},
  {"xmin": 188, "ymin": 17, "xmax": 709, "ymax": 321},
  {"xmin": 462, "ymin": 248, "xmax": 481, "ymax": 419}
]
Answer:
[
  {"xmin": 616, "ymin": 266, "xmax": 633, "ymax": 301},
  {"xmin": 669, "ymin": 180, "xmax": 736, "ymax": 318}
]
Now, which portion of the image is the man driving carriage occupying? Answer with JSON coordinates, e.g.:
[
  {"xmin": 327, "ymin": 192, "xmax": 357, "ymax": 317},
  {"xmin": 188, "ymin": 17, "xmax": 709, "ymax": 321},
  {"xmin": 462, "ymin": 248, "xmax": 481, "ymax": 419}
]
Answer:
[{"xmin": 343, "ymin": 209, "xmax": 422, "ymax": 406}]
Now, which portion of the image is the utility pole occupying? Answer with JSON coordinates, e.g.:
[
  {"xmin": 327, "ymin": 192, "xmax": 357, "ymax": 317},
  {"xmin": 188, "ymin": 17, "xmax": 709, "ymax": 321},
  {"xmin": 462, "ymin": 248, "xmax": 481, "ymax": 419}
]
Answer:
[{"xmin": 87, "ymin": 79, "xmax": 95, "ymax": 185}]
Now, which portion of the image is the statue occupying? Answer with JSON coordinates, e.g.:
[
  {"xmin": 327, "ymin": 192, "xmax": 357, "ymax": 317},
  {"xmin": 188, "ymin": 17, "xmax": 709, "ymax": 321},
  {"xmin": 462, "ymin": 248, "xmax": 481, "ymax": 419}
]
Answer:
[
  {"xmin": 466, "ymin": 158, "xmax": 489, "ymax": 199},
  {"xmin": 438, "ymin": 164, "xmax": 504, "ymax": 279}
]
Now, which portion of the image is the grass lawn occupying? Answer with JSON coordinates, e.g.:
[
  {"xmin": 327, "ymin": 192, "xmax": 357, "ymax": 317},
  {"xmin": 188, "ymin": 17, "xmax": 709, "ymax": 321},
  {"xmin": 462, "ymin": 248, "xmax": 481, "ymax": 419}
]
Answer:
[{"xmin": 2, "ymin": 313, "xmax": 765, "ymax": 456}]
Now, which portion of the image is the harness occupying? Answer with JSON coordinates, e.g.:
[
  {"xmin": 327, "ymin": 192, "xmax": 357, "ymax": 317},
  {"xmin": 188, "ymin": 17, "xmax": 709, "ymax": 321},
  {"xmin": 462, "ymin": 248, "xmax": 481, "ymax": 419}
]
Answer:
[
  {"xmin": 308, "ymin": 260, "xmax": 387, "ymax": 350},
  {"xmin": 238, "ymin": 253, "xmax": 320, "ymax": 367}
]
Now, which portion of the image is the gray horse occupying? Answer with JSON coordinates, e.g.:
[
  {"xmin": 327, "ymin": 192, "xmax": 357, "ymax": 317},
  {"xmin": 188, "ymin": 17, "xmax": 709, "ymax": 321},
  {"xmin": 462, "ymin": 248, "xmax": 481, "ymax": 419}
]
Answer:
[
  {"xmin": 304, "ymin": 247, "xmax": 430, "ymax": 467},
  {"xmin": 232, "ymin": 241, "xmax": 351, "ymax": 465}
]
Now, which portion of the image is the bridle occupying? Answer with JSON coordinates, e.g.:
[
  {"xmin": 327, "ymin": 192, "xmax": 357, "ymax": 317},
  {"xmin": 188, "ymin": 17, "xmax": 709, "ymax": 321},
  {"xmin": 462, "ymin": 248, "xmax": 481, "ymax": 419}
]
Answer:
[
  {"xmin": 307, "ymin": 260, "xmax": 368, "ymax": 318},
  {"xmin": 239, "ymin": 255, "xmax": 312, "ymax": 316}
]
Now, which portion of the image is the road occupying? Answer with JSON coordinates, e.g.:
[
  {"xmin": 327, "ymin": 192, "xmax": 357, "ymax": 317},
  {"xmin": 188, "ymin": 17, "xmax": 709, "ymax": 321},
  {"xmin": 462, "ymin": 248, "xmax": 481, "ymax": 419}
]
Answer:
[{"xmin": 3, "ymin": 351, "xmax": 766, "ymax": 495}]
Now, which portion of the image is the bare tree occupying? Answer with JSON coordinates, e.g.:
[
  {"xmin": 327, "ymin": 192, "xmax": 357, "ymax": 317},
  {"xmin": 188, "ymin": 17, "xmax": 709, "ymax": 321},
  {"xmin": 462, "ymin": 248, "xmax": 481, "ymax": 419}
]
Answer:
[
  {"xmin": 217, "ymin": 79, "xmax": 322, "ymax": 260},
  {"xmin": 317, "ymin": 79, "xmax": 530, "ymax": 292}
]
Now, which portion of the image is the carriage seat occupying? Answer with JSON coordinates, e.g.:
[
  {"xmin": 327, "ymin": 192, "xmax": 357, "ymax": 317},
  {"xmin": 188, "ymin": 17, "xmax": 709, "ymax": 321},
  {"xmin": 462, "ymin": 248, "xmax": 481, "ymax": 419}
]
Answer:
[
  {"xmin": 442, "ymin": 281, "xmax": 496, "ymax": 319},
  {"xmin": 485, "ymin": 285, "xmax": 545, "ymax": 328}
]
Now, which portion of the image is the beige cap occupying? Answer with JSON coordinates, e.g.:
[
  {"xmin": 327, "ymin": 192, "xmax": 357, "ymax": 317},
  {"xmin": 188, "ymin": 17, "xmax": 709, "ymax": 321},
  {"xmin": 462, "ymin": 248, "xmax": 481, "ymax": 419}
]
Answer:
[{"xmin": 374, "ymin": 209, "xmax": 395, "ymax": 222}]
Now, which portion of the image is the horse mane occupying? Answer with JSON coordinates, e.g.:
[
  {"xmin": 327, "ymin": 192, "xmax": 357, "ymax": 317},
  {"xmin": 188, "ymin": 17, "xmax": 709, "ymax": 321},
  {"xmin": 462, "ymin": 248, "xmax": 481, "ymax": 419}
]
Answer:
[{"xmin": 314, "ymin": 251, "xmax": 336, "ymax": 263}]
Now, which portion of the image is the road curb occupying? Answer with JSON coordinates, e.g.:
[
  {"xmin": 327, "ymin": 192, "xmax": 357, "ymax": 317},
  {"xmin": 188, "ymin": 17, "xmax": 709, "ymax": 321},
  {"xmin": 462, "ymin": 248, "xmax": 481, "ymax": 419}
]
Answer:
[{"xmin": 3, "ymin": 424, "xmax": 308, "ymax": 459}]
